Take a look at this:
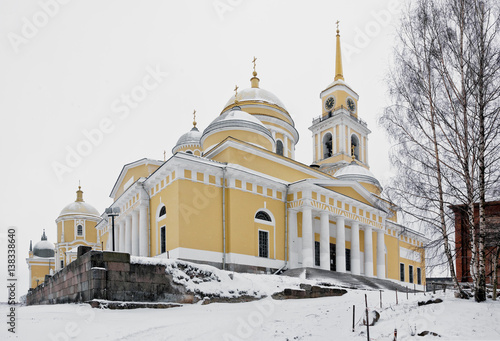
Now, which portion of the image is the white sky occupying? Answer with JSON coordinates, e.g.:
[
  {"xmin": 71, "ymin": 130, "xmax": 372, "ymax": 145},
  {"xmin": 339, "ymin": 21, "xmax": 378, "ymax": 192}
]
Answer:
[{"xmin": 0, "ymin": 0, "xmax": 404, "ymax": 299}]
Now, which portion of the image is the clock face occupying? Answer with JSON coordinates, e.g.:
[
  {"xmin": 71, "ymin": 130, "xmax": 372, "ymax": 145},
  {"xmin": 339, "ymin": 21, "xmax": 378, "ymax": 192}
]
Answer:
[
  {"xmin": 347, "ymin": 98, "xmax": 356, "ymax": 112},
  {"xmin": 325, "ymin": 97, "xmax": 335, "ymax": 110}
]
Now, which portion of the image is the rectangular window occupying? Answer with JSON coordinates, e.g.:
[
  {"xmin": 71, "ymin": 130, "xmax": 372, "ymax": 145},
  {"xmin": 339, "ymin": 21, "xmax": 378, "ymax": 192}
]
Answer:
[
  {"xmin": 160, "ymin": 226, "xmax": 166, "ymax": 254},
  {"xmin": 314, "ymin": 241, "xmax": 320, "ymax": 266},
  {"xmin": 345, "ymin": 249, "xmax": 351, "ymax": 272},
  {"xmin": 77, "ymin": 225, "xmax": 83, "ymax": 236},
  {"xmin": 417, "ymin": 267, "xmax": 422, "ymax": 285},
  {"xmin": 409, "ymin": 265, "xmax": 414, "ymax": 283},
  {"xmin": 60, "ymin": 260, "xmax": 64, "ymax": 268},
  {"xmin": 258, "ymin": 230, "xmax": 269, "ymax": 258},
  {"xmin": 400, "ymin": 263, "xmax": 405, "ymax": 282}
]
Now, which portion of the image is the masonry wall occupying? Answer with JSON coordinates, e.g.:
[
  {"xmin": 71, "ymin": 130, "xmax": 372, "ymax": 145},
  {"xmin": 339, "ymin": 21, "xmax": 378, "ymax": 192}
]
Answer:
[
  {"xmin": 26, "ymin": 249, "xmax": 185, "ymax": 305},
  {"xmin": 453, "ymin": 201, "xmax": 500, "ymax": 284}
]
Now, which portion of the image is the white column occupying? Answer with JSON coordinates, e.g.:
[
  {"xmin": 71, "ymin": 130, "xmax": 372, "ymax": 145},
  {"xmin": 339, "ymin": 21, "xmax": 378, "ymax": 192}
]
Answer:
[
  {"xmin": 320, "ymin": 212, "xmax": 330, "ymax": 270},
  {"xmin": 125, "ymin": 214, "xmax": 132, "ymax": 254},
  {"xmin": 288, "ymin": 210, "xmax": 298, "ymax": 268},
  {"xmin": 351, "ymin": 221, "xmax": 361, "ymax": 275},
  {"xmin": 284, "ymin": 135, "xmax": 289, "ymax": 157},
  {"xmin": 301, "ymin": 206, "xmax": 313, "ymax": 267},
  {"xmin": 139, "ymin": 204, "xmax": 149, "ymax": 257},
  {"xmin": 377, "ymin": 230, "xmax": 386, "ymax": 279},
  {"xmin": 336, "ymin": 216, "xmax": 346, "ymax": 272},
  {"xmin": 119, "ymin": 221, "xmax": 125, "ymax": 252},
  {"xmin": 316, "ymin": 134, "xmax": 321, "ymax": 160},
  {"xmin": 364, "ymin": 226, "xmax": 373, "ymax": 277},
  {"xmin": 131, "ymin": 210, "xmax": 139, "ymax": 256}
]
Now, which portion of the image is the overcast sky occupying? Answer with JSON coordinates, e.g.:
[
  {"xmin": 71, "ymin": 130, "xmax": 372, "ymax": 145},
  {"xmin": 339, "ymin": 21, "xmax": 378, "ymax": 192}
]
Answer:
[{"xmin": 0, "ymin": 0, "xmax": 406, "ymax": 299}]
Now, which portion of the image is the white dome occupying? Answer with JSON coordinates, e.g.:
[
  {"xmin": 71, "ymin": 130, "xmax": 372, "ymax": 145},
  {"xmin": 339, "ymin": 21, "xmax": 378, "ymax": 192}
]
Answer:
[
  {"xmin": 224, "ymin": 87, "xmax": 287, "ymax": 110},
  {"xmin": 203, "ymin": 107, "xmax": 272, "ymax": 138},
  {"xmin": 58, "ymin": 187, "xmax": 99, "ymax": 218},
  {"xmin": 334, "ymin": 162, "xmax": 382, "ymax": 191},
  {"xmin": 172, "ymin": 127, "xmax": 202, "ymax": 153},
  {"xmin": 33, "ymin": 231, "xmax": 55, "ymax": 258}
]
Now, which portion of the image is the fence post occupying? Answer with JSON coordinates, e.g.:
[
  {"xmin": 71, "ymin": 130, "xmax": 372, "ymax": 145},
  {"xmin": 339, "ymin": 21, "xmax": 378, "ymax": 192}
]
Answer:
[
  {"xmin": 365, "ymin": 294, "xmax": 370, "ymax": 341},
  {"xmin": 352, "ymin": 305, "xmax": 355, "ymax": 332}
]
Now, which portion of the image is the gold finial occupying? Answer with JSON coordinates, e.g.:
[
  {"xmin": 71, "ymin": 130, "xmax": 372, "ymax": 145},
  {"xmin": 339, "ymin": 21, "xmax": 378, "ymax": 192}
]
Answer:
[
  {"xmin": 76, "ymin": 184, "xmax": 84, "ymax": 202},
  {"xmin": 192, "ymin": 109, "xmax": 197, "ymax": 127},
  {"xmin": 163, "ymin": 150, "xmax": 166, "ymax": 161},
  {"xmin": 334, "ymin": 20, "xmax": 344, "ymax": 81},
  {"xmin": 234, "ymin": 85, "xmax": 239, "ymax": 104},
  {"xmin": 250, "ymin": 56, "xmax": 260, "ymax": 88}
]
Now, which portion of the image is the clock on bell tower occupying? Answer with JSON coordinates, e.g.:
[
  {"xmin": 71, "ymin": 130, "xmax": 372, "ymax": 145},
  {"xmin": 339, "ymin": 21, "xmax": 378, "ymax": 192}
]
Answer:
[{"xmin": 309, "ymin": 22, "xmax": 371, "ymax": 176}]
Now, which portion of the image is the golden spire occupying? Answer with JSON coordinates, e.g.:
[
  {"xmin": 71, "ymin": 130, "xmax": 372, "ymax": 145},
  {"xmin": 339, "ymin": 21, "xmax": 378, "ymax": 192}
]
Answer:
[
  {"xmin": 76, "ymin": 184, "xmax": 84, "ymax": 202},
  {"xmin": 251, "ymin": 56, "xmax": 260, "ymax": 88},
  {"xmin": 234, "ymin": 85, "xmax": 239, "ymax": 104},
  {"xmin": 192, "ymin": 109, "xmax": 197, "ymax": 127},
  {"xmin": 334, "ymin": 20, "xmax": 344, "ymax": 81}
]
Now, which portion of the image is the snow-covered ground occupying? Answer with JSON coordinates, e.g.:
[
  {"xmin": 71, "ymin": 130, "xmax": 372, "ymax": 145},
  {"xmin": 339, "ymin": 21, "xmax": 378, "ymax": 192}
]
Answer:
[
  {"xmin": 4, "ymin": 259, "xmax": 500, "ymax": 340},
  {"xmin": 4, "ymin": 290, "xmax": 500, "ymax": 340}
]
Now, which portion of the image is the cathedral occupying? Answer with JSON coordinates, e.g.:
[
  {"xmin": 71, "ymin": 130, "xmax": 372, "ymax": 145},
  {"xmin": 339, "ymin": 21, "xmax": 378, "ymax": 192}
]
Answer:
[{"xmin": 28, "ymin": 28, "xmax": 427, "ymax": 290}]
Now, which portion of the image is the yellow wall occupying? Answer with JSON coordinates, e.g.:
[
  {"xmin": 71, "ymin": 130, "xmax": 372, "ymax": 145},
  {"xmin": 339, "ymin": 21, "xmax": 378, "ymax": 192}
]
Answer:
[
  {"xmin": 203, "ymin": 130, "xmax": 274, "ymax": 153},
  {"xmin": 211, "ymin": 146, "xmax": 323, "ymax": 183},
  {"xmin": 115, "ymin": 163, "xmax": 160, "ymax": 199},
  {"xmin": 28, "ymin": 262, "xmax": 55, "ymax": 288}
]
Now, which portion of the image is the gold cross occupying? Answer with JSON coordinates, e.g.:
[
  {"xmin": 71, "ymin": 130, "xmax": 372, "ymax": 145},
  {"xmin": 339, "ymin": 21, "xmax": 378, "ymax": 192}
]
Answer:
[
  {"xmin": 336, "ymin": 20, "xmax": 340, "ymax": 31},
  {"xmin": 193, "ymin": 109, "xmax": 197, "ymax": 127},
  {"xmin": 252, "ymin": 56, "xmax": 257, "ymax": 72},
  {"xmin": 234, "ymin": 85, "xmax": 239, "ymax": 103},
  {"xmin": 163, "ymin": 150, "xmax": 166, "ymax": 161}
]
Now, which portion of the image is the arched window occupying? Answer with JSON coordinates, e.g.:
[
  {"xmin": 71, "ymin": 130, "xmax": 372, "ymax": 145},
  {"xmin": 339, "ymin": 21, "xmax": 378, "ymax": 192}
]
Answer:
[
  {"xmin": 351, "ymin": 134, "xmax": 360, "ymax": 160},
  {"xmin": 276, "ymin": 140, "xmax": 284, "ymax": 156},
  {"xmin": 77, "ymin": 225, "xmax": 83, "ymax": 236},
  {"xmin": 159, "ymin": 206, "xmax": 166, "ymax": 218},
  {"xmin": 186, "ymin": 150, "xmax": 193, "ymax": 154},
  {"xmin": 255, "ymin": 211, "xmax": 272, "ymax": 222},
  {"xmin": 323, "ymin": 133, "xmax": 333, "ymax": 159}
]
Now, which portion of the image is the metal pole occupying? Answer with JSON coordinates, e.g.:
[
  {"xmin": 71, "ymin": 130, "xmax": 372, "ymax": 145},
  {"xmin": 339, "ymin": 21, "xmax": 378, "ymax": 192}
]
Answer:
[
  {"xmin": 352, "ymin": 305, "xmax": 355, "ymax": 332},
  {"xmin": 396, "ymin": 289, "xmax": 398, "ymax": 305},
  {"xmin": 365, "ymin": 294, "xmax": 370, "ymax": 341},
  {"xmin": 380, "ymin": 290, "xmax": 382, "ymax": 309},
  {"xmin": 111, "ymin": 214, "xmax": 116, "ymax": 252}
]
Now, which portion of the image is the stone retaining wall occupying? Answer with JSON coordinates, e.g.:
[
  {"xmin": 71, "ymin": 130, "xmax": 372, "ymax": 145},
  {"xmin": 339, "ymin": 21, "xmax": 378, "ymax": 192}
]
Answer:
[{"xmin": 26, "ymin": 249, "xmax": 186, "ymax": 305}]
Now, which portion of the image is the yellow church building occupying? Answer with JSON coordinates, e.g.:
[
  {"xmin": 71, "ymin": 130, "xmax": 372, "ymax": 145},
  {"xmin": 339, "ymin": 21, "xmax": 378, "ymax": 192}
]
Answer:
[{"xmin": 29, "ymin": 28, "xmax": 428, "ymax": 290}]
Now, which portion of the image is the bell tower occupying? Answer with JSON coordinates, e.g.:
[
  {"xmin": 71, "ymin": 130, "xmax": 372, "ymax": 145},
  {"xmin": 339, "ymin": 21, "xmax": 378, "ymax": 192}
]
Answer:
[{"xmin": 309, "ymin": 22, "xmax": 371, "ymax": 176}]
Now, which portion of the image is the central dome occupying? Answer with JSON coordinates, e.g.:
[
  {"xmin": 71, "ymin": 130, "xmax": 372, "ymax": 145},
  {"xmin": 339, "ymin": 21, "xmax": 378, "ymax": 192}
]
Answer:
[{"xmin": 224, "ymin": 87, "xmax": 287, "ymax": 111}]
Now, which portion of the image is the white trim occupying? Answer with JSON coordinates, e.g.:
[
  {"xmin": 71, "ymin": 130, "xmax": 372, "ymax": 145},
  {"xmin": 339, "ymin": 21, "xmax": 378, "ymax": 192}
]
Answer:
[{"xmin": 161, "ymin": 247, "xmax": 285, "ymax": 270}]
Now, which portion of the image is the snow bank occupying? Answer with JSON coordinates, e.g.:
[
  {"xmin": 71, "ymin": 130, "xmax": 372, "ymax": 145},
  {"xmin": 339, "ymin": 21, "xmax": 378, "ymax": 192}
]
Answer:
[{"xmin": 130, "ymin": 256, "xmax": 341, "ymax": 299}]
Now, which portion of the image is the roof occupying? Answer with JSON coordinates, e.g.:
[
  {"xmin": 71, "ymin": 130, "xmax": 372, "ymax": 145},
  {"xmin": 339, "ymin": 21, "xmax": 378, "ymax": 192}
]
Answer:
[
  {"xmin": 202, "ymin": 107, "xmax": 273, "ymax": 139},
  {"xmin": 224, "ymin": 87, "xmax": 287, "ymax": 111}
]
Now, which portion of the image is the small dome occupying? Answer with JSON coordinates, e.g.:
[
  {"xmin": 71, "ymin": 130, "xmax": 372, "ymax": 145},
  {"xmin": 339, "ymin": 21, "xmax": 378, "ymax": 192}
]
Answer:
[
  {"xmin": 33, "ymin": 230, "xmax": 55, "ymax": 258},
  {"xmin": 334, "ymin": 162, "xmax": 382, "ymax": 193},
  {"xmin": 172, "ymin": 126, "xmax": 202, "ymax": 154},
  {"xmin": 224, "ymin": 87, "xmax": 287, "ymax": 111},
  {"xmin": 201, "ymin": 107, "xmax": 274, "ymax": 152},
  {"xmin": 59, "ymin": 187, "xmax": 99, "ymax": 218}
]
